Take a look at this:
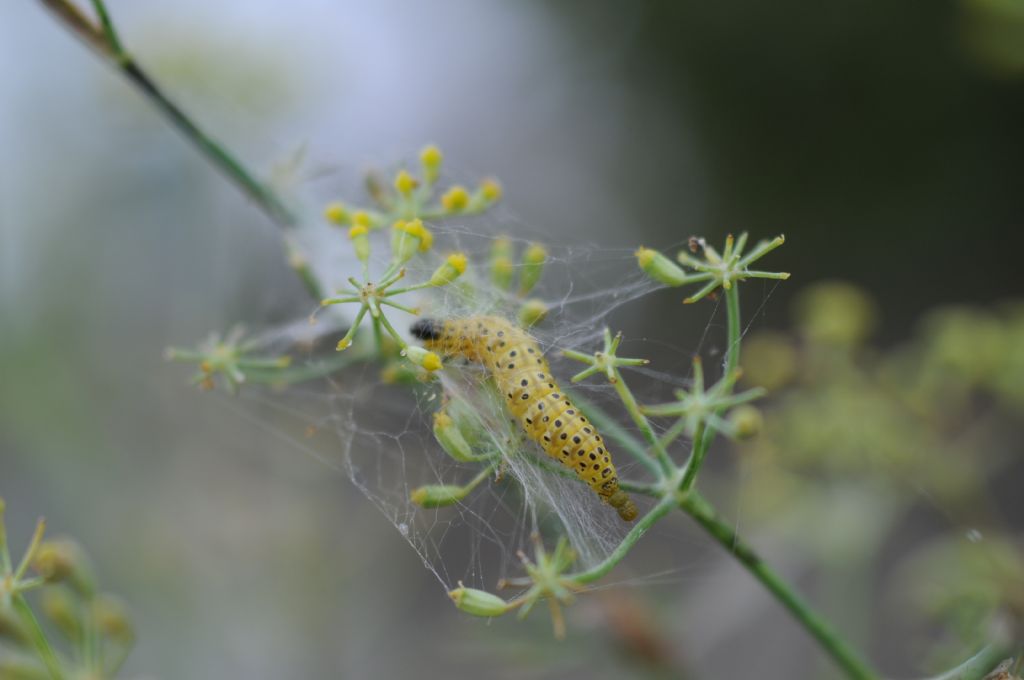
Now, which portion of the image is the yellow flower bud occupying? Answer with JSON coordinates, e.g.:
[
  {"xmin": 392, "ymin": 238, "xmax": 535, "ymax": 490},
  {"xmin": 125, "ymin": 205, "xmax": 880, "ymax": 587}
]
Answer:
[
  {"xmin": 391, "ymin": 220, "xmax": 422, "ymax": 262},
  {"xmin": 429, "ymin": 252, "xmax": 468, "ymax": 287},
  {"xmin": 416, "ymin": 224, "xmax": 434, "ymax": 252},
  {"xmin": 348, "ymin": 224, "xmax": 371, "ymax": 262},
  {"xmin": 324, "ymin": 201, "xmax": 349, "ymax": 225},
  {"xmin": 518, "ymin": 299, "xmax": 549, "ymax": 328},
  {"xmin": 420, "ymin": 144, "xmax": 443, "ymax": 183},
  {"xmin": 636, "ymin": 247, "xmax": 689, "ymax": 286},
  {"xmin": 441, "ymin": 185, "xmax": 470, "ymax": 212},
  {"xmin": 352, "ymin": 211, "xmax": 373, "ymax": 228},
  {"xmin": 404, "ymin": 345, "xmax": 443, "ymax": 372},
  {"xmin": 448, "ymin": 584, "xmax": 510, "ymax": 617},
  {"xmin": 479, "ymin": 178, "xmax": 502, "ymax": 203},
  {"xmin": 410, "ymin": 484, "xmax": 468, "ymax": 508},
  {"xmin": 433, "ymin": 411, "xmax": 476, "ymax": 462},
  {"xmin": 394, "ymin": 169, "xmax": 418, "ymax": 196},
  {"xmin": 518, "ymin": 243, "xmax": 547, "ymax": 295}
]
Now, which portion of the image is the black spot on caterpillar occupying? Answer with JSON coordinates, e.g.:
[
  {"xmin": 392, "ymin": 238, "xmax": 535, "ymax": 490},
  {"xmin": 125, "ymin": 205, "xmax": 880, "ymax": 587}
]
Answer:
[{"xmin": 412, "ymin": 315, "xmax": 638, "ymax": 522}]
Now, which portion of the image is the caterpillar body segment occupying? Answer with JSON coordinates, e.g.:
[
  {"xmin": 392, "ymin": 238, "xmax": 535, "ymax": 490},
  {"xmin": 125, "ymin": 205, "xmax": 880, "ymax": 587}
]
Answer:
[{"xmin": 411, "ymin": 316, "xmax": 638, "ymax": 522}]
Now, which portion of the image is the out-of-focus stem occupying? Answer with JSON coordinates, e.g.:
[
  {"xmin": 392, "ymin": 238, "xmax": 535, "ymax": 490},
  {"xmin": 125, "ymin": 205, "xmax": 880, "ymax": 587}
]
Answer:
[
  {"xmin": 682, "ymin": 284, "xmax": 742, "ymax": 490},
  {"xmin": 38, "ymin": 0, "xmax": 320, "ymax": 298},
  {"xmin": 681, "ymin": 492, "xmax": 879, "ymax": 680},
  {"xmin": 609, "ymin": 369, "xmax": 674, "ymax": 476},
  {"xmin": 12, "ymin": 594, "xmax": 65, "ymax": 680},
  {"xmin": 567, "ymin": 495, "xmax": 677, "ymax": 585}
]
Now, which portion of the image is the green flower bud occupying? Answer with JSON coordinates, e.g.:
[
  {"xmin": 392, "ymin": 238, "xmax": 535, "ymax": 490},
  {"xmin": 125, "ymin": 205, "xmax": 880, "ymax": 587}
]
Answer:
[
  {"xmin": 636, "ymin": 247, "xmax": 689, "ymax": 286},
  {"xmin": 33, "ymin": 540, "xmax": 93, "ymax": 596},
  {"xmin": 518, "ymin": 243, "xmax": 547, "ymax": 295},
  {"xmin": 42, "ymin": 588, "xmax": 81, "ymax": 641},
  {"xmin": 433, "ymin": 411, "xmax": 476, "ymax": 462},
  {"xmin": 729, "ymin": 405, "xmax": 764, "ymax": 440},
  {"xmin": 410, "ymin": 484, "xmax": 468, "ymax": 508},
  {"xmin": 403, "ymin": 345, "xmax": 443, "ymax": 372},
  {"xmin": 518, "ymin": 299, "xmax": 549, "ymax": 328},
  {"xmin": 489, "ymin": 237, "xmax": 514, "ymax": 290},
  {"xmin": 429, "ymin": 253, "xmax": 468, "ymax": 287},
  {"xmin": 390, "ymin": 218, "xmax": 432, "ymax": 264},
  {"xmin": 93, "ymin": 594, "xmax": 134, "ymax": 643},
  {"xmin": 491, "ymin": 257, "xmax": 514, "ymax": 290},
  {"xmin": 348, "ymin": 224, "xmax": 371, "ymax": 263},
  {"xmin": 448, "ymin": 584, "xmax": 510, "ymax": 617}
]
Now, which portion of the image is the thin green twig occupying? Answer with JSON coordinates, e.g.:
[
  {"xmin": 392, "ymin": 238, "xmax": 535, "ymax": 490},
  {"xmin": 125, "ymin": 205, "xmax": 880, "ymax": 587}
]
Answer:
[
  {"xmin": 567, "ymin": 494, "xmax": 678, "ymax": 585},
  {"xmin": 609, "ymin": 369, "xmax": 675, "ymax": 476},
  {"xmin": 681, "ymin": 284, "xmax": 742, "ymax": 492},
  {"xmin": 88, "ymin": 0, "xmax": 123, "ymax": 55},
  {"xmin": 922, "ymin": 644, "xmax": 1015, "ymax": 680},
  {"xmin": 12, "ymin": 594, "xmax": 65, "ymax": 680}
]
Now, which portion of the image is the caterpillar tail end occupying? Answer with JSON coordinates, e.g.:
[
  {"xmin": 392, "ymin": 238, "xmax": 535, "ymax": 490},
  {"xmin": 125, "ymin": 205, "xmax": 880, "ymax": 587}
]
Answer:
[{"xmin": 608, "ymin": 489, "xmax": 638, "ymax": 522}]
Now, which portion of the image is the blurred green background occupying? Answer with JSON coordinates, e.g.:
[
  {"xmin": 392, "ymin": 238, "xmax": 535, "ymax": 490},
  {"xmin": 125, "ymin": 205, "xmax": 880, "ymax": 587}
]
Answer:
[{"xmin": 2, "ymin": 1, "xmax": 1022, "ymax": 678}]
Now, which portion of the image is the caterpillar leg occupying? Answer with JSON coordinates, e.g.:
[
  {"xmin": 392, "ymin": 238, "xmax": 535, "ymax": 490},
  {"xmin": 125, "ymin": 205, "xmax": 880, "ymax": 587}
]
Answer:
[{"xmin": 605, "ymin": 487, "xmax": 638, "ymax": 522}]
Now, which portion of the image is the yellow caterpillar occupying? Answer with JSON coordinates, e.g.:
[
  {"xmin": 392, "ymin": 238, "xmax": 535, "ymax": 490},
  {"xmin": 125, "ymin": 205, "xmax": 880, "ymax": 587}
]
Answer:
[{"xmin": 411, "ymin": 315, "xmax": 638, "ymax": 522}]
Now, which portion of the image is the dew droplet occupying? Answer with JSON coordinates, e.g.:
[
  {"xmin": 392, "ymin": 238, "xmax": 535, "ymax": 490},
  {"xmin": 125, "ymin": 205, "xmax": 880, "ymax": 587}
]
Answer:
[
  {"xmin": 398, "ymin": 522, "xmax": 409, "ymax": 537},
  {"xmin": 966, "ymin": 528, "xmax": 983, "ymax": 543}
]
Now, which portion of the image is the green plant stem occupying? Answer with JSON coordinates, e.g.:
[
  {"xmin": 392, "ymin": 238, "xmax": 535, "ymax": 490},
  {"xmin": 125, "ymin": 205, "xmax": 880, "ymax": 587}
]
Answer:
[
  {"xmin": 609, "ymin": 371, "xmax": 674, "ymax": 477},
  {"xmin": 923, "ymin": 644, "xmax": 1014, "ymax": 680},
  {"xmin": 463, "ymin": 462, "xmax": 500, "ymax": 494},
  {"xmin": 723, "ymin": 284, "xmax": 742, "ymax": 377},
  {"xmin": 677, "ymin": 421, "xmax": 706, "ymax": 492},
  {"xmin": 0, "ymin": 499, "xmax": 12, "ymax": 575},
  {"xmin": 681, "ymin": 284, "xmax": 742, "ymax": 491},
  {"xmin": 567, "ymin": 495, "xmax": 677, "ymax": 585},
  {"xmin": 88, "ymin": 0, "xmax": 122, "ymax": 54},
  {"xmin": 12, "ymin": 594, "xmax": 64, "ymax": 680},
  {"xmin": 681, "ymin": 492, "xmax": 879, "ymax": 680}
]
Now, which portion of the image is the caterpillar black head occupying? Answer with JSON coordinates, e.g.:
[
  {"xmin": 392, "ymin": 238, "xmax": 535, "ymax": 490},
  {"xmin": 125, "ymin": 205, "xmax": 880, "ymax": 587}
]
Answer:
[{"xmin": 410, "ymin": 318, "xmax": 442, "ymax": 341}]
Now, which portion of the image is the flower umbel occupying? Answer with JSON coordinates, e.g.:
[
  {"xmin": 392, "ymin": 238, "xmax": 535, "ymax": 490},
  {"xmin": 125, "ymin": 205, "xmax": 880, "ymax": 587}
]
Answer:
[
  {"xmin": 638, "ymin": 233, "xmax": 790, "ymax": 303},
  {"xmin": 498, "ymin": 535, "xmax": 580, "ymax": 639},
  {"xmin": 164, "ymin": 327, "xmax": 291, "ymax": 393},
  {"xmin": 563, "ymin": 327, "xmax": 649, "ymax": 384},
  {"xmin": 642, "ymin": 358, "xmax": 766, "ymax": 443}
]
